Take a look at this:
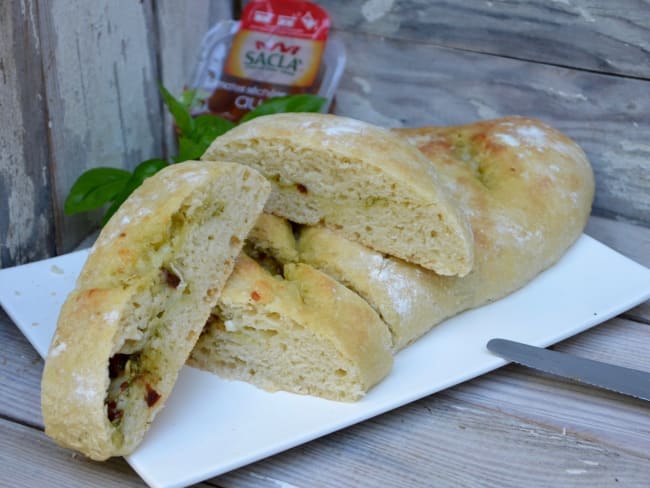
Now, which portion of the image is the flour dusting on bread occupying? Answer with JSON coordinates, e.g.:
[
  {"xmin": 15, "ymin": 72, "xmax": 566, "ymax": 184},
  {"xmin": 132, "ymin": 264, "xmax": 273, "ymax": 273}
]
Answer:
[
  {"xmin": 42, "ymin": 161, "xmax": 270, "ymax": 460},
  {"xmin": 202, "ymin": 113, "xmax": 475, "ymax": 277}
]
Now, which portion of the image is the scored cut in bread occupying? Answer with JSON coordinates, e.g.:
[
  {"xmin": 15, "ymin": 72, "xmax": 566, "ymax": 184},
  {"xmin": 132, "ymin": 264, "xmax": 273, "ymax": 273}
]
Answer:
[
  {"xmin": 297, "ymin": 225, "xmax": 451, "ymax": 351},
  {"xmin": 297, "ymin": 117, "xmax": 595, "ymax": 350},
  {"xmin": 189, "ymin": 254, "xmax": 393, "ymax": 402},
  {"xmin": 41, "ymin": 161, "xmax": 270, "ymax": 460},
  {"xmin": 201, "ymin": 113, "xmax": 474, "ymax": 277},
  {"xmin": 245, "ymin": 212, "xmax": 299, "ymax": 264}
]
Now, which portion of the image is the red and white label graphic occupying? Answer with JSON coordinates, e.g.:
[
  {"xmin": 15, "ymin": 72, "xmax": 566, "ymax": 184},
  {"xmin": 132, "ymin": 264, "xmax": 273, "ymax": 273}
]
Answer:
[
  {"xmin": 239, "ymin": 0, "xmax": 330, "ymax": 40},
  {"xmin": 253, "ymin": 10, "xmax": 274, "ymax": 24},
  {"xmin": 301, "ymin": 11, "xmax": 317, "ymax": 30},
  {"xmin": 277, "ymin": 14, "xmax": 297, "ymax": 27}
]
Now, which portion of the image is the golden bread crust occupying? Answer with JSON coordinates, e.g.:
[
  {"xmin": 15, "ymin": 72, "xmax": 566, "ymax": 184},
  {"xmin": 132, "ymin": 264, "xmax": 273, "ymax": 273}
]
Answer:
[
  {"xmin": 41, "ymin": 287, "xmax": 132, "ymax": 459},
  {"xmin": 41, "ymin": 161, "xmax": 270, "ymax": 459},
  {"xmin": 190, "ymin": 253, "xmax": 393, "ymax": 401},
  {"xmin": 202, "ymin": 113, "xmax": 474, "ymax": 276},
  {"xmin": 298, "ymin": 117, "xmax": 595, "ymax": 349}
]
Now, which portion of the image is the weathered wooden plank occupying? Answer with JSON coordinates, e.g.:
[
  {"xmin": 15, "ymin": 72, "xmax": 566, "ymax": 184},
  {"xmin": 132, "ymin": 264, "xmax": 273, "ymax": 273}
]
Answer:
[
  {"xmin": 446, "ymin": 318, "xmax": 650, "ymax": 458},
  {"xmin": 0, "ymin": 0, "xmax": 56, "ymax": 268},
  {"xmin": 156, "ymin": 0, "xmax": 232, "ymax": 94},
  {"xmin": 0, "ymin": 418, "xmax": 146, "ymax": 488},
  {"xmin": 0, "ymin": 418, "xmax": 218, "ymax": 488},
  {"xmin": 1, "ymin": 1, "xmax": 233, "ymax": 268},
  {"xmin": 320, "ymin": 0, "xmax": 650, "ymax": 79},
  {"xmin": 332, "ymin": 31, "xmax": 650, "ymax": 226},
  {"xmin": 155, "ymin": 0, "xmax": 232, "ymax": 157},
  {"xmin": 585, "ymin": 215, "xmax": 650, "ymax": 322},
  {"xmin": 215, "ymin": 392, "xmax": 650, "ymax": 488},
  {"xmin": 36, "ymin": 0, "xmax": 165, "ymax": 254},
  {"xmin": 0, "ymin": 310, "xmax": 44, "ymax": 427},
  {"xmin": 586, "ymin": 215, "xmax": 650, "ymax": 268},
  {"xmin": 554, "ymin": 318, "xmax": 650, "ymax": 369}
]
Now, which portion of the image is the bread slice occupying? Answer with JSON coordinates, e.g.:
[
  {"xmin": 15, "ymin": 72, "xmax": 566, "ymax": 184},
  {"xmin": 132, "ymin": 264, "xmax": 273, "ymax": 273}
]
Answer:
[
  {"xmin": 189, "ymin": 252, "xmax": 393, "ymax": 402},
  {"xmin": 41, "ymin": 161, "xmax": 270, "ymax": 460},
  {"xmin": 201, "ymin": 113, "xmax": 474, "ymax": 277},
  {"xmin": 298, "ymin": 117, "xmax": 595, "ymax": 350}
]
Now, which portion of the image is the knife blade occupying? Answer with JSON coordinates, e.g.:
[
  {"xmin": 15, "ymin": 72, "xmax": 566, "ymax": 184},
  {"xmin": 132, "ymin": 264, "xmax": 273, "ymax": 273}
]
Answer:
[{"xmin": 487, "ymin": 338, "xmax": 650, "ymax": 401}]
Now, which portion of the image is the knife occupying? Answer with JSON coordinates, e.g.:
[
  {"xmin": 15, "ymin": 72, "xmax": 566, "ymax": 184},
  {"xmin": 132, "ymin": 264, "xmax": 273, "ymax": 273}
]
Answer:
[{"xmin": 487, "ymin": 338, "xmax": 650, "ymax": 401}]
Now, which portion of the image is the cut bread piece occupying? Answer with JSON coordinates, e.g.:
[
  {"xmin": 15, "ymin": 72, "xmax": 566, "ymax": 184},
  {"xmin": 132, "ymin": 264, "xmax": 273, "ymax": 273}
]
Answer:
[
  {"xmin": 245, "ymin": 213, "xmax": 299, "ymax": 265},
  {"xmin": 201, "ymin": 113, "xmax": 474, "ymax": 277},
  {"xmin": 298, "ymin": 117, "xmax": 595, "ymax": 350},
  {"xmin": 41, "ymin": 161, "xmax": 270, "ymax": 460},
  {"xmin": 297, "ymin": 226, "xmax": 453, "ymax": 351},
  {"xmin": 189, "ymin": 254, "xmax": 393, "ymax": 401}
]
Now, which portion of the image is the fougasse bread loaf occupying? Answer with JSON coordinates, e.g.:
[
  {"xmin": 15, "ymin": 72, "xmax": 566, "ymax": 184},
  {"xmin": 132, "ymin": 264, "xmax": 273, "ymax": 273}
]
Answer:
[
  {"xmin": 297, "ymin": 117, "xmax": 595, "ymax": 351},
  {"xmin": 41, "ymin": 161, "xmax": 270, "ymax": 460},
  {"xmin": 189, "ymin": 253, "xmax": 393, "ymax": 402},
  {"xmin": 201, "ymin": 113, "xmax": 474, "ymax": 277}
]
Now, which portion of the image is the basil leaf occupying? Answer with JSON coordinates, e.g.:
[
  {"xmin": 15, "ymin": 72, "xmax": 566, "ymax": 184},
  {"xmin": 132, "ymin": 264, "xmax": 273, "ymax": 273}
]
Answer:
[
  {"xmin": 194, "ymin": 114, "xmax": 235, "ymax": 146},
  {"xmin": 64, "ymin": 167, "xmax": 131, "ymax": 214},
  {"xmin": 180, "ymin": 89, "xmax": 198, "ymax": 109},
  {"xmin": 193, "ymin": 114, "xmax": 235, "ymax": 139},
  {"xmin": 102, "ymin": 159, "xmax": 168, "ymax": 225},
  {"xmin": 159, "ymin": 84, "xmax": 194, "ymax": 136},
  {"xmin": 239, "ymin": 94, "xmax": 327, "ymax": 123},
  {"xmin": 131, "ymin": 158, "xmax": 169, "ymax": 181},
  {"xmin": 175, "ymin": 115, "xmax": 235, "ymax": 162},
  {"xmin": 175, "ymin": 136, "xmax": 205, "ymax": 163}
]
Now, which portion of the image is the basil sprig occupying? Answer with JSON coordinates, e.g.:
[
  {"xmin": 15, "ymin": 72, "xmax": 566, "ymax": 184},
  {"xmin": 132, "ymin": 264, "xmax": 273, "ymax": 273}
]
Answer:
[
  {"xmin": 176, "ymin": 114, "xmax": 235, "ymax": 162},
  {"xmin": 64, "ymin": 86, "xmax": 326, "ymax": 225},
  {"xmin": 64, "ymin": 168, "xmax": 132, "ymax": 215}
]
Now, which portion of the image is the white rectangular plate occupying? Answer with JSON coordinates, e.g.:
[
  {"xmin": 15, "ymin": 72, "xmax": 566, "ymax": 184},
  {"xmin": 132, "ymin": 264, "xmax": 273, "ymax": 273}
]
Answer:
[{"xmin": 1, "ymin": 235, "xmax": 650, "ymax": 488}]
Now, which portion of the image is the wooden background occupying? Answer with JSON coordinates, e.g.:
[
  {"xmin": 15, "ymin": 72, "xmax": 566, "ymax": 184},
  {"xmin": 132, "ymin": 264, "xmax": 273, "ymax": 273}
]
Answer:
[
  {"xmin": 1, "ymin": 0, "xmax": 649, "ymax": 269},
  {"xmin": 321, "ymin": 0, "xmax": 650, "ymax": 227},
  {"xmin": 0, "ymin": 0, "xmax": 232, "ymax": 267}
]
